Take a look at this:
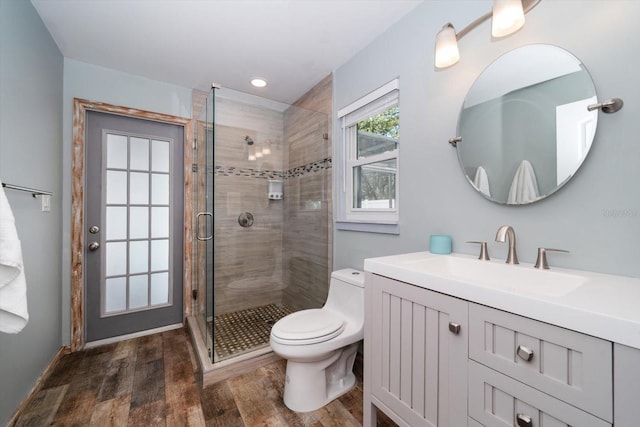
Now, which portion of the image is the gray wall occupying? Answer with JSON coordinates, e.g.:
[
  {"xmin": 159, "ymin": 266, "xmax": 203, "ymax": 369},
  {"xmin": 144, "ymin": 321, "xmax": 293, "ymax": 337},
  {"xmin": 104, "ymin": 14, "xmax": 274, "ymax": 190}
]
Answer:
[
  {"xmin": 0, "ymin": 1, "xmax": 63, "ymax": 423},
  {"xmin": 333, "ymin": 0, "xmax": 640, "ymax": 278}
]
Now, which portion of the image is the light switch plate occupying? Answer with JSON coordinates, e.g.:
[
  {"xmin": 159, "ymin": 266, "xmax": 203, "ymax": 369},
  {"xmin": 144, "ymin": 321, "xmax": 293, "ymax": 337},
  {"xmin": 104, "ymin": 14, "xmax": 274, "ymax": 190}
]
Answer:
[{"xmin": 41, "ymin": 194, "xmax": 51, "ymax": 212}]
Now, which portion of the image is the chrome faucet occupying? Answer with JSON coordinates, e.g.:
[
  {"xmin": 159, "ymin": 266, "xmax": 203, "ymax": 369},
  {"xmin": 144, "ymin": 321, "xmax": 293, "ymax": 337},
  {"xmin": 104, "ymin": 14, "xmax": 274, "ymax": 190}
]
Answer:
[{"xmin": 495, "ymin": 225, "xmax": 519, "ymax": 264}]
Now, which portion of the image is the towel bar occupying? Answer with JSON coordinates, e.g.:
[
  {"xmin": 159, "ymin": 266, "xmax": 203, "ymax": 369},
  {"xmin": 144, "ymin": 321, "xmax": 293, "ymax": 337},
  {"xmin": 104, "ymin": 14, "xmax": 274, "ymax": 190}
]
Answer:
[{"xmin": 2, "ymin": 182, "xmax": 52, "ymax": 198}]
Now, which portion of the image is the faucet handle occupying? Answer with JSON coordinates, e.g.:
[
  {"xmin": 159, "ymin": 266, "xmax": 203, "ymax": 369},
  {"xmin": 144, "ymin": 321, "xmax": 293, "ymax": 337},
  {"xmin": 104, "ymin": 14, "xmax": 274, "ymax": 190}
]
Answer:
[
  {"xmin": 534, "ymin": 248, "xmax": 569, "ymax": 269},
  {"xmin": 467, "ymin": 241, "xmax": 490, "ymax": 261}
]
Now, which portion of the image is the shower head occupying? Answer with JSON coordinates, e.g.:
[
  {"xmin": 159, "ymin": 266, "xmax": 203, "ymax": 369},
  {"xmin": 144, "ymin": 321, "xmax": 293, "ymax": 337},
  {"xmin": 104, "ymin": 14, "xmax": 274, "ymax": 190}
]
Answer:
[{"xmin": 244, "ymin": 136, "xmax": 254, "ymax": 145}]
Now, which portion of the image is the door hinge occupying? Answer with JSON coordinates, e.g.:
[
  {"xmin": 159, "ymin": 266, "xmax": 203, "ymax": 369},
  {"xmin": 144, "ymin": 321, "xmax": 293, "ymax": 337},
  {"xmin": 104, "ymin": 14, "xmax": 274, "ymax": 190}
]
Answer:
[{"xmin": 192, "ymin": 163, "xmax": 198, "ymax": 172}]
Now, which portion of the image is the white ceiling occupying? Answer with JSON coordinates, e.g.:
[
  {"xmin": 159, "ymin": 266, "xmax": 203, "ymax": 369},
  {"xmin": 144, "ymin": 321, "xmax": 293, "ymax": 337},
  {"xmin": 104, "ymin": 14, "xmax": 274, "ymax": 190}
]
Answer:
[{"xmin": 31, "ymin": 0, "xmax": 424, "ymax": 104}]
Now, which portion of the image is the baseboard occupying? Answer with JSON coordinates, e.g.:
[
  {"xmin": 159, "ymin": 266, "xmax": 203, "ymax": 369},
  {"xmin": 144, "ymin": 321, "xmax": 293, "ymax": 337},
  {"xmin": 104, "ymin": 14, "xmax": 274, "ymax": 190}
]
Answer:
[
  {"xmin": 7, "ymin": 346, "xmax": 70, "ymax": 427},
  {"xmin": 84, "ymin": 322, "xmax": 183, "ymax": 349}
]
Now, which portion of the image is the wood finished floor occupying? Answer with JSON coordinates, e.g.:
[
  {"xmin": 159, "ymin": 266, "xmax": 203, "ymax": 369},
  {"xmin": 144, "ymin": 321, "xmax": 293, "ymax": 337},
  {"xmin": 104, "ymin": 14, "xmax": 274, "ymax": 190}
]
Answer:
[{"xmin": 12, "ymin": 328, "xmax": 396, "ymax": 427}]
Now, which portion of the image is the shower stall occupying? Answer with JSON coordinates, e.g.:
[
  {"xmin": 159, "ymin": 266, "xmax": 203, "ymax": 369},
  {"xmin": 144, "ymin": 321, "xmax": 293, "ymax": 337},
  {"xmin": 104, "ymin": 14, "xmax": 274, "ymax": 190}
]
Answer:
[{"xmin": 192, "ymin": 86, "xmax": 330, "ymax": 369}]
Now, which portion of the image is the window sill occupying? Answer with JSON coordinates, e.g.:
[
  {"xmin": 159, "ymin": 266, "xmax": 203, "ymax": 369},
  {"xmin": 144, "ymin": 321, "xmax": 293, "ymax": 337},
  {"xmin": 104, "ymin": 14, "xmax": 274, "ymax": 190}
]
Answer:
[{"xmin": 335, "ymin": 221, "xmax": 399, "ymax": 235}]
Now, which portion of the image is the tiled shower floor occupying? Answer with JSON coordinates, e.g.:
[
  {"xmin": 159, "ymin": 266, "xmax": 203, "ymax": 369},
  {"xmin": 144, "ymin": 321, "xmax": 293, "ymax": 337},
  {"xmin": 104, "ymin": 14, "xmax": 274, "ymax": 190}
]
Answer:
[{"xmin": 209, "ymin": 303, "xmax": 294, "ymax": 361}]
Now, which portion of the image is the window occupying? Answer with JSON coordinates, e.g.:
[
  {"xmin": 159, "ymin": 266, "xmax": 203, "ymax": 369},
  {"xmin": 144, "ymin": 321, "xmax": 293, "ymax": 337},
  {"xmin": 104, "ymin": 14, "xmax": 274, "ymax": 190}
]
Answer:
[{"xmin": 337, "ymin": 79, "xmax": 399, "ymax": 230}]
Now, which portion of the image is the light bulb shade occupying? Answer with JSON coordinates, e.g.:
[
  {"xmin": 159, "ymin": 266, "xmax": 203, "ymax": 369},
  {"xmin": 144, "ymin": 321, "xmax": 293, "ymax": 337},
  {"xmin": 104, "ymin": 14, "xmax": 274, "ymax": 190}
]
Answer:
[
  {"xmin": 435, "ymin": 23, "xmax": 460, "ymax": 69},
  {"xmin": 492, "ymin": 0, "xmax": 525, "ymax": 38}
]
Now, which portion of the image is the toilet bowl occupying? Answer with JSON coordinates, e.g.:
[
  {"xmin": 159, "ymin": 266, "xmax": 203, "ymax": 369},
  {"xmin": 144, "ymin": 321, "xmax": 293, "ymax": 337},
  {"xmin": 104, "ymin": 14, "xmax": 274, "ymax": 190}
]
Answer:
[{"xmin": 270, "ymin": 268, "xmax": 365, "ymax": 412}]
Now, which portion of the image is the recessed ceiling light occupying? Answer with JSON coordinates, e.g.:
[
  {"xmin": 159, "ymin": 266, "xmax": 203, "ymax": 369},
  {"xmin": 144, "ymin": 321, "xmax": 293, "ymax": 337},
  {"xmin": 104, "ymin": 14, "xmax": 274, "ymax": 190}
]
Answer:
[{"xmin": 251, "ymin": 78, "xmax": 267, "ymax": 88}]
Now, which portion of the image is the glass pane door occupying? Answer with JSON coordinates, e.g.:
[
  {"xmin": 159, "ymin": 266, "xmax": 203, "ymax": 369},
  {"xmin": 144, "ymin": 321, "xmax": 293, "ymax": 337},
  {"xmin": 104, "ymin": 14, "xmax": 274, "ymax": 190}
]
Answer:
[{"xmin": 103, "ymin": 132, "xmax": 172, "ymax": 315}]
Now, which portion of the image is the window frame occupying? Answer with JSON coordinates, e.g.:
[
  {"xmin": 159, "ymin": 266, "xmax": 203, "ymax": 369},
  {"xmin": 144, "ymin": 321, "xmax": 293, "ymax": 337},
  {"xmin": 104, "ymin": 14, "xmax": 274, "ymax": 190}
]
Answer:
[{"xmin": 337, "ymin": 79, "xmax": 400, "ymax": 231}]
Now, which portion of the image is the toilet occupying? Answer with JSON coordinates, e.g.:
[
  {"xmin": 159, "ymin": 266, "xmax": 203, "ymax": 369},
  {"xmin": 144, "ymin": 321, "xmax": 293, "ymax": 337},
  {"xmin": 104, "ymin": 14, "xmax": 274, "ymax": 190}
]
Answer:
[{"xmin": 270, "ymin": 268, "xmax": 365, "ymax": 412}]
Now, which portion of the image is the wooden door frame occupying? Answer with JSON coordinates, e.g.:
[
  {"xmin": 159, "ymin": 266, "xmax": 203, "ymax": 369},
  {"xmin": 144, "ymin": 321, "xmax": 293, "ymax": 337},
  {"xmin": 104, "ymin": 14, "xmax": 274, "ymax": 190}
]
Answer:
[{"xmin": 71, "ymin": 98, "xmax": 193, "ymax": 351}]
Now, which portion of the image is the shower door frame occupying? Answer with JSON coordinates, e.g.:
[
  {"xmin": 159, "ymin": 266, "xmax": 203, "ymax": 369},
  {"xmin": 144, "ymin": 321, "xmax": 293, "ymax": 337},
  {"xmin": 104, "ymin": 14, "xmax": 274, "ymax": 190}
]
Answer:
[
  {"xmin": 71, "ymin": 98, "xmax": 194, "ymax": 351},
  {"xmin": 193, "ymin": 88, "xmax": 216, "ymax": 361}
]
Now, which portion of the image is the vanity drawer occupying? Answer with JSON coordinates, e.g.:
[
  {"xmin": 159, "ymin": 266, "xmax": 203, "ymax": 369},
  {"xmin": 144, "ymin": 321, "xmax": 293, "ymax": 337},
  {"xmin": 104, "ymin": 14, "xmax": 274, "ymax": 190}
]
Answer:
[
  {"xmin": 469, "ymin": 361, "xmax": 610, "ymax": 427},
  {"xmin": 469, "ymin": 303, "xmax": 612, "ymax": 422}
]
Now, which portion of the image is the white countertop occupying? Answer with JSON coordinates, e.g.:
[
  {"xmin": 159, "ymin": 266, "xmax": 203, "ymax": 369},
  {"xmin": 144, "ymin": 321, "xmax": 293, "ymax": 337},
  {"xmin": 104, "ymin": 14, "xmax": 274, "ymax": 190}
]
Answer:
[{"xmin": 364, "ymin": 251, "xmax": 640, "ymax": 350}]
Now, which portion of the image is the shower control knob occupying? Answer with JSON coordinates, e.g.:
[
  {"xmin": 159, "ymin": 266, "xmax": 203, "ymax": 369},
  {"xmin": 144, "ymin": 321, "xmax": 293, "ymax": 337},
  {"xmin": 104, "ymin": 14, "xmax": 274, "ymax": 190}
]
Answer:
[{"xmin": 88, "ymin": 241, "xmax": 100, "ymax": 251}]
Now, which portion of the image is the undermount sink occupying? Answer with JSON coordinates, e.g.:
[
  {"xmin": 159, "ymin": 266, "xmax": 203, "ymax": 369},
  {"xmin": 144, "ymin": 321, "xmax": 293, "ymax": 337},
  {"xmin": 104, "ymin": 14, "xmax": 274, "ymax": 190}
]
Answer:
[{"xmin": 405, "ymin": 254, "xmax": 588, "ymax": 298}]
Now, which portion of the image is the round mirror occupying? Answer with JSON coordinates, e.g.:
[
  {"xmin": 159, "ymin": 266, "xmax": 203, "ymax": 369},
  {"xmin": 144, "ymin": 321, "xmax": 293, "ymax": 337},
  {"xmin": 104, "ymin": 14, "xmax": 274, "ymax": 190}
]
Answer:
[{"xmin": 456, "ymin": 44, "xmax": 598, "ymax": 205}]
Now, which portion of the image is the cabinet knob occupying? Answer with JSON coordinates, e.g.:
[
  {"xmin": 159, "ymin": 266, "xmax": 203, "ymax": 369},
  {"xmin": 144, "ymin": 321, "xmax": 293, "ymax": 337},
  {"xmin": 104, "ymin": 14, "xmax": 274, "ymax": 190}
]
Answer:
[
  {"xmin": 448, "ymin": 322, "xmax": 461, "ymax": 335},
  {"xmin": 516, "ymin": 413, "xmax": 533, "ymax": 427},
  {"xmin": 517, "ymin": 344, "xmax": 534, "ymax": 362}
]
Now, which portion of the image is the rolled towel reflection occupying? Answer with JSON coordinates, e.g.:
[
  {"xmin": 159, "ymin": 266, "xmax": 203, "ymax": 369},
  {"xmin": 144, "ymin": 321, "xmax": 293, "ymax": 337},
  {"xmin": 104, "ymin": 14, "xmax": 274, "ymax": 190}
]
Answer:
[
  {"xmin": 473, "ymin": 166, "xmax": 491, "ymax": 197},
  {"xmin": 507, "ymin": 160, "xmax": 539, "ymax": 204}
]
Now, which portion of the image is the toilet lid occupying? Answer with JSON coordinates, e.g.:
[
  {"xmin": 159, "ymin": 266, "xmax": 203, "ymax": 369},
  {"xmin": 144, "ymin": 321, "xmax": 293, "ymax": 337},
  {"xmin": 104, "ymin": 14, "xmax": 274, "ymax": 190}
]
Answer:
[{"xmin": 271, "ymin": 309, "xmax": 345, "ymax": 344}]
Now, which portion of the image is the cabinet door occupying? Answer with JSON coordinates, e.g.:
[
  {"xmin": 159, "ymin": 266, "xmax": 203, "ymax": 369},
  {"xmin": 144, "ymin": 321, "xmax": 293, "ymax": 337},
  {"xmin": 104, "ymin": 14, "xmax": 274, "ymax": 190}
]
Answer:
[{"xmin": 368, "ymin": 274, "xmax": 468, "ymax": 427}]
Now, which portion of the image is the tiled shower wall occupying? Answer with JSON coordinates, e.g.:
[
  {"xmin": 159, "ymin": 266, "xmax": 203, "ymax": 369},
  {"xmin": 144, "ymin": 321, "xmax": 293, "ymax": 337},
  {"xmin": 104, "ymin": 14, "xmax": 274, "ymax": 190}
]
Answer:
[
  {"xmin": 193, "ymin": 75, "xmax": 333, "ymax": 317},
  {"xmin": 283, "ymin": 75, "xmax": 333, "ymax": 311},
  {"xmin": 213, "ymin": 96, "xmax": 286, "ymax": 315}
]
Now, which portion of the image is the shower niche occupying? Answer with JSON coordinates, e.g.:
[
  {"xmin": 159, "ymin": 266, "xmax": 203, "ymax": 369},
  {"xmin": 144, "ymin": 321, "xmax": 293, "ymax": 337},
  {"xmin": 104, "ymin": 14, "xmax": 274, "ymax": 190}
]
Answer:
[{"xmin": 191, "ymin": 85, "xmax": 330, "ymax": 379}]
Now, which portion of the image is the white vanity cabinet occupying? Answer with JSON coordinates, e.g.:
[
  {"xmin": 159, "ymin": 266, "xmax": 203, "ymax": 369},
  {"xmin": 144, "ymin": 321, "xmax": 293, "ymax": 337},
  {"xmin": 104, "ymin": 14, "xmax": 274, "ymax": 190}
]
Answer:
[
  {"xmin": 364, "ymin": 273, "xmax": 468, "ymax": 427},
  {"xmin": 364, "ymin": 271, "xmax": 640, "ymax": 427}
]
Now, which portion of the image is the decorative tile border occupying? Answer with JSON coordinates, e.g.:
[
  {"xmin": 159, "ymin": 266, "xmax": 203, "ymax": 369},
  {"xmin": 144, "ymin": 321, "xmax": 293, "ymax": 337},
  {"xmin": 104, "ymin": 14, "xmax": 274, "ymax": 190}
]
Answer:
[
  {"xmin": 286, "ymin": 157, "xmax": 332, "ymax": 178},
  {"xmin": 214, "ymin": 157, "xmax": 331, "ymax": 180},
  {"xmin": 214, "ymin": 166, "xmax": 284, "ymax": 179}
]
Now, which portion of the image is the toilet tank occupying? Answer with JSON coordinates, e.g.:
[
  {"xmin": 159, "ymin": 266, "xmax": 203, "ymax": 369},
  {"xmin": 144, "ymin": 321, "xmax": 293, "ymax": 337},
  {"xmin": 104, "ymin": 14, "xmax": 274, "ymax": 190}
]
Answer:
[{"xmin": 324, "ymin": 269, "xmax": 365, "ymax": 323}]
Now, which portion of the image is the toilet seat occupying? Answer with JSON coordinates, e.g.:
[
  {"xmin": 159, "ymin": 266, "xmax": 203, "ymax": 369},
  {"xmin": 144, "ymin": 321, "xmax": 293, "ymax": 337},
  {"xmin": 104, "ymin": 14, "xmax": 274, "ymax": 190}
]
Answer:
[{"xmin": 271, "ymin": 309, "xmax": 345, "ymax": 345}]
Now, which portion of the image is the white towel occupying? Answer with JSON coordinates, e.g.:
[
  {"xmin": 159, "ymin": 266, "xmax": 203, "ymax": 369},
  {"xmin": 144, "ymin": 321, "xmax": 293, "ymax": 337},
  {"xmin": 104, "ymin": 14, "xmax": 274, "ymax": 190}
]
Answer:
[
  {"xmin": 473, "ymin": 166, "xmax": 491, "ymax": 197},
  {"xmin": 507, "ymin": 160, "xmax": 540, "ymax": 204},
  {"xmin": 0, "ymin": 180, "xmax": 29, "ymax": 333}
]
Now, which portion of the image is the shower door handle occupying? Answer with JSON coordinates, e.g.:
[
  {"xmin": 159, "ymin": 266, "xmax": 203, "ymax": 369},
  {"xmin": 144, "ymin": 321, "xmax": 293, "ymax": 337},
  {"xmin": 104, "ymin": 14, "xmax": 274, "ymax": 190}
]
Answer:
[{"xmin": 196, "ymin": 212, "xmax": 213, "ymax": 241}]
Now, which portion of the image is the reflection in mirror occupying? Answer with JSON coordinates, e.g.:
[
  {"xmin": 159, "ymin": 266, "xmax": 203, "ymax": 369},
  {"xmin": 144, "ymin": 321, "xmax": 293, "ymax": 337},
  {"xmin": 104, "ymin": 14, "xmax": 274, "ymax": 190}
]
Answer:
[{"xmin": 456, "ymin": 44, "xmax": 598, "ymax": 204}]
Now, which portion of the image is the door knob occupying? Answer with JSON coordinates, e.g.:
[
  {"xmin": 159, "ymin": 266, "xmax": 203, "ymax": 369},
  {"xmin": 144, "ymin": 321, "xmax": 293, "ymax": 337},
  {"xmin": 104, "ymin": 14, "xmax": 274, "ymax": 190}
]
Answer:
[{"xmin": 88, "ymin": 241, "xmax": 100, "ymax": 251}]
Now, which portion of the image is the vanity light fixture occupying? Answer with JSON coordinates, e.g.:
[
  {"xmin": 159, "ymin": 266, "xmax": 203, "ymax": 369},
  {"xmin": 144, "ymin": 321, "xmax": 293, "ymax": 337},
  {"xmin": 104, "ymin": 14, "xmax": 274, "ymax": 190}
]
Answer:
[
  {"xmin": 434, "ymin": 0, "xmax": 540, "ymax": 69},
  {"xmin": 492, "ymin": 0, "xmax": 526, "ymax": 38}
]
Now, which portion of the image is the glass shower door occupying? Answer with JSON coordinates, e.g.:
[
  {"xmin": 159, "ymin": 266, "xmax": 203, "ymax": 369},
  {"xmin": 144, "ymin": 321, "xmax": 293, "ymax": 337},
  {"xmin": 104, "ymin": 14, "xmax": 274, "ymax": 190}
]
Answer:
[
  {"xmin": 194, "ymin": 87, "xmax": 215, "ymax": 360},
  {"xmin": 194, "ymin": 86, "xmax": 330, "ymax": 365}
]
